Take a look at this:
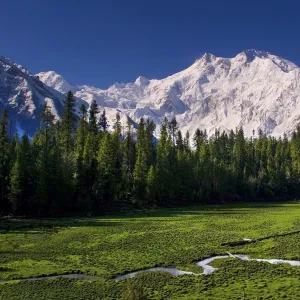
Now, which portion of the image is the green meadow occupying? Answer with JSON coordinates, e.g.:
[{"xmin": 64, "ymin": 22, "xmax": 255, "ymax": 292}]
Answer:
[{"xmin": 1, "ymin": 203, "xmax": 300, "ymax": 299}]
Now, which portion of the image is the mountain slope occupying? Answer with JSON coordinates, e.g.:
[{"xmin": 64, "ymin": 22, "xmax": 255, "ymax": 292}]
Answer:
[
  {"xmin": 0, "ymin": 57, "xmax": 64, "ymax": 136},
  {"xmin": 37, "ymin": 49, "xmax": 300, "ymax": 137}
]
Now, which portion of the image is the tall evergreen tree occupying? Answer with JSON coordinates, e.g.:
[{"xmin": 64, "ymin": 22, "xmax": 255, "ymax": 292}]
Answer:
[
  {"xmin": 146, "ymin": 165, "xmax": 158, "ymax": 204},
  {"xmin": 145, "ymin": 119, "xmax": 156, "ymax": 166},
  {"xmin": 184, "ymin": 130, "xmax": 190, "ymax": 152},
  {"xmin": 99, "ymin": 109, "xmax": 109, "ymax": 132},
  {"xmin": 82, "ymin": 131, "xmax": 98, "ymax": 209},
  {"xmin": 34, "ymin": 106, "xmax": 61, "ymax": 215},
  {"xmin": 133, "ymin": 118, "xmax": 148, "ymax": 201},
  {"xmin": 113, "ymin": 112, "xmax": 122, "ymax": 137},
  {"xmin": 75, "ymin": 104, "xmax": 89, "ymax": 207},
  {"xmin": 97, "ymin": 132, "xmax": 117, "ymax": 204},
  {"xmin": 10, "ymin": 132, "xmax": 35, "ymax": 214},
  {"xmin": 57, "ymin": 91, "xmax": 77, "ymax": 209},
  {"xmin": 155, "ymin": 122, "xmax": 173, "ymax": 204},
  {"xmin": 60, "ymin": 91, "xmax": 77, "ymax": 153},
  {"xmin": 177, "ymin": 130, "xmax": 184, "ymax": 151},
  {"xmin": 0, "ymin": 109, "xmax": 11, "ymax": 212},
  {"xmin": 89, "ymin": 100, "xmax": 99, "ymax": 134},
  {"xmin": 168, "ymin": 116, "xmax": 178, "ymax": 143},
  {"xmin": 121, "ymin": 118, "xmax": 135, "ymax": 200},
  {"xmin": 232, "ymin": 128, "xmax": 246, "ymax": 194}
]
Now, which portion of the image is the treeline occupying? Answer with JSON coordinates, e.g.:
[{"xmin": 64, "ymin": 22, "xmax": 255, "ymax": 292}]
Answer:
[{"xmin": 0, "ymin": 91, "xmax": 300, "ymax": 216}]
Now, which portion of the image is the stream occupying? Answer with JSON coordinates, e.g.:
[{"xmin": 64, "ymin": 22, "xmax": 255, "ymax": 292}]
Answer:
[
  {"xmin": 1, "ymin": 254, "xmax": 300, "ymax": 282},
  {"xmin": 114, "ymin": 254, "xmax": 300, "ymax": 280}
]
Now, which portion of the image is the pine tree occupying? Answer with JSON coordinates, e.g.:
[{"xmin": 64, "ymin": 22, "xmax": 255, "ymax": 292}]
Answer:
[
  {"xmin": 197, "ymin": 140, "xmax": 212, "ymax": 202},
  {"xmin": 75, "ymin": 104, "xmax": 89, "ymax": 208},
  {"xmin": 113, "ymin": 112, "xmax": 122, "ymax": 137},
  {"xmin": 133, "ymin": 118, "xmax": 148, "ymax": 201},
  {"xmin": 121, "ymin": 118, "xmax": 135, "ymax": 200},
  {"xmin": 146, "ymin": 165, "xmax": 158, "ymax": 204},
  {"xmin": 40, "ymin": 104, "xmax": 55, "ymax": 149},
  {"xmin": 0, "ymin": 109, "xmax": 11, "ymax": 212},
  {"xmin": 145, "ymin": 119, "xmax": 156, "ymax": 166},
  {"xmin": 60, "ymin": 91, "xmax": 77, "ymax": 153},
  {"xmin": 76, "ymin": 105, "xmax": 88, "ymax": 156},
  {"xmin": 193, "ymin": 128, "xmax": 201, "ymax": 151},
  {"xmin": 60, "ymin": 150, "xmax": 76, "ymax": 210},
  {"xmin": 193, "ymin": 129, "xmax": 208, "ymax": 152},
  {"xmin": 112, "ymin": 113, "xmax": 123, "ymax": 200},
  {"xmin": 9, "ymin": 157, "xmax": 22, "ymax": 214},
  {"xmin": 184, "ymin": 130, "xmax": 190, "ymax": 152},
  {"xmin": 168, "ymin": 116, "xmax": 178, "ymax": 143},
  {"xmin": 97, "ymin": 132, "xmax": 117, "ymax": 204},
  {"xmin": 89, "ymin": 100, "xmax": 99, "ymax": 134},
  {"xmin": 155, "ymin": 122, "xmax": 173, "ymax": 204},
  {"xmin": 232, "ymin": 128, "xmax": 246, "ymax": 195},
  {"xmin": 9, "ymin": 132, "xmax": 35, "ymax": 214},
  {"xmin": 10, "ymin": 133, "xmax": 19, "ymax": 164},
  {"xmin": 57, "ymin": 91, "xmax": 77, "ymax": 209},
  {"xmin": 83, "ymin": 131, "xmax": 98, "ymax": 209},
  {"xmin": 177, "ymin": 150, "xmax": 193, "ymax": 202},
  {"xmin": 177, "ymin": 130, "xmax": 184, "ymax": 151},
  {"xmin": 99, "ymin": 109, "xmax": 109, "ymax": 132},
  {"xmin": 34, "ymin": 106, "xmax": 60, "ymax": 215}
]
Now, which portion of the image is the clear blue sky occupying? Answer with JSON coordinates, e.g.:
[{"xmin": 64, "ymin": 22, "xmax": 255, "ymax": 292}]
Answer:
[{"xmin": 2, "ymin": 0, "xmax": 300, "ymax": 88}]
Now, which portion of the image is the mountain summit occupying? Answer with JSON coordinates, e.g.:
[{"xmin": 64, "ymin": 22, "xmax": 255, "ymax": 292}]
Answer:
[
  {"xmin": 37, "ymin": 71, "xmax": 78, "ymax": 94},
  {"xmin": 1, "ymin": 50, "xmax": 300, "ymax": 137}
]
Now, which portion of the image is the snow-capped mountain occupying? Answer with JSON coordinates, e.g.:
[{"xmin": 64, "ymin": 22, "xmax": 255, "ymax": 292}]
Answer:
[
  {"xmin": 0, "ymin": 56, "xmax": 64, "ymax": 136},
  {"xmin": 36, "ymin": 49, "xmax": 300, "ymax": 137},
  {"xmin": 2, "ymin": 50, "xmax": 300, "ymax": 137}
]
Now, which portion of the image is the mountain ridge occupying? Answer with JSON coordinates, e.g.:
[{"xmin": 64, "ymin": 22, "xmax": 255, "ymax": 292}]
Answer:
[{"xmin": 1, "ymin": 50, "xmax": 300, "ymax": 137}]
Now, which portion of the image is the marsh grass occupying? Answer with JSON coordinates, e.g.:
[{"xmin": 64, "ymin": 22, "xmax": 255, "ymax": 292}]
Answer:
[{"xmin": 1, "ymin": 202, "xmax": 300, "ymax": 299}]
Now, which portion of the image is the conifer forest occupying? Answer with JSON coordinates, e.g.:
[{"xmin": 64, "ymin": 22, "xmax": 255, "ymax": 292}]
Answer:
[{"xmin": 1, "ymin": 91, "xmax": 299, "ymax": 216}]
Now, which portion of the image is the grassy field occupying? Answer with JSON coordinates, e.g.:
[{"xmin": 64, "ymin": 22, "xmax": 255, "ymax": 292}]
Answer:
[{"xmin": 1, "ymin": 202, "xmax": 300, "ymax": 299}]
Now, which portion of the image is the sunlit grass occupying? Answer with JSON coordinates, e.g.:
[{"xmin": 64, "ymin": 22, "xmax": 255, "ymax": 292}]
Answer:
[{"xmin": 1, "ymin": 202, "xmax": 300, "ymax": 299}]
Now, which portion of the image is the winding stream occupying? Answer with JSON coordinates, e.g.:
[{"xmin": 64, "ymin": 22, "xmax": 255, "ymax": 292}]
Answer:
[
  {"xmin": 1, "ymin": 254, "xmax": 300, "ymax": 282},
  {"xmin": 114, "ymin": 254, "xmax": 300, "ymax": 280}
]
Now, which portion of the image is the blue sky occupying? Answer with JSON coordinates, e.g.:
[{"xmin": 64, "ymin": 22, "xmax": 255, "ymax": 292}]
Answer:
[{"xmin": 2, "ymin": 0, "xmax": 300, "ymax": 88}]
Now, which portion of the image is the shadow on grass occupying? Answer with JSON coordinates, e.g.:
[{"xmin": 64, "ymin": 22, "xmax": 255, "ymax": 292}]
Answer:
[
  {"xmin": 126, "ymin": 202, "xmax": 300, "ymax": 218},
  {"xmin": 0, "ymin": 219, "xmax": 120, "ymax": 234},
  {"xmin": 0, "ymin": 267, "xmax": 14, "ymax": 272},
  {"xmin": 0, "ymin": 202, "xmax": 298, "ymax": 233}
]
